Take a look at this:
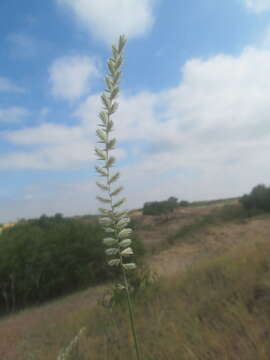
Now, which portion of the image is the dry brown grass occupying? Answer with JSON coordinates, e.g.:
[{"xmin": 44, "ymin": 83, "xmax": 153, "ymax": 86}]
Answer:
[{"xmin": 1, "ymin": 204, "xmax": 270, "ymax": 359}]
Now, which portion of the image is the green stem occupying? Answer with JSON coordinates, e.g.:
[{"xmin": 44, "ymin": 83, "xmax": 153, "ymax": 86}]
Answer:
[{"xmin": 122, "ymin": 267, "xmax": 141, "ymax": 360}]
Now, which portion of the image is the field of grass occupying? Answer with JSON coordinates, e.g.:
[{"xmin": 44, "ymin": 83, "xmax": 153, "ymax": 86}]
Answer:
[{"xmin": 1, "ymin": 202, "xmax": 270, "ymax": 359}]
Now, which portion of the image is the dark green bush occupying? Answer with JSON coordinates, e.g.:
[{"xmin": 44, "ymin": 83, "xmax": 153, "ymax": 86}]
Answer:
[
  {"xmin": 0, "ymin": 214, "xmax": 144, "ymax": 314},
  {"xmin": 179, "ymin": 200, "xmax": 189, "ymax": 207},
  {"xmin": 142, "ymin": 197, "xmax": 179, "ymax": 215},
  {"xmin": 240, "ymin": 184, "xmax": 270, "ymax": 213}
]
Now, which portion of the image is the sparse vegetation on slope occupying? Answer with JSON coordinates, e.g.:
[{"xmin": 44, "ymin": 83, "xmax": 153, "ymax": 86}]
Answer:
[{"xmin": 1, "ymin": 202, "xmax": 270, "ymax": 359}]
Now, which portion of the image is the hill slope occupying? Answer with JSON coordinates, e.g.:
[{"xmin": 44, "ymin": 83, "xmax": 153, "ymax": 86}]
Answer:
[{"xmin": 1, "ymin": 202, "xmax": 270, "ymax": 359}]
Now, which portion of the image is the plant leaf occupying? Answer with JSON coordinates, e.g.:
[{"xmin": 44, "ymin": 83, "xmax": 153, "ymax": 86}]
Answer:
[
  {"xmin": 106, "ymin": 156, "xmax": 116, "ymax": 168},
  {"xmin": 112, "ymin": 45, "xmax": 118, "ymax": 58},
  {"xmin": 107, "ymin": 138, "xmax": 116, "ymax": 150},
  {"xmin": 106, "ymin": 248, "xmax": 119, "ymax": 256},
  {"xmin": 99, "ymin": 207, "xmax": 112, "ymax": 215},
  {"xmin": 96, "ymin": 129, "xmax": 107, "ymax": 143},
  {"xmin": 108, "ymin": 172, "xmax": 120, "ymax": 184},
  {"xmin": 112, "ymin": 198, "xmax": 126, "ymax": 209},
  {"xmin": 118, "ymin": 35, "xmax": 127, "ymax": 53},
  {"xmin": 110, "ymin": 186, "xmax": 123, "ymax": 197},
  {"xmin": 108, "ymin": 259, "xmax": 121, "ymax": 266},
  {"xmin": 120, "ymin": 247, "xmax": 133, "ymax": 256},
  {"xmin": 108, "ymin": 59, "xmax": 116, "ymax": 75},
  {"xmin": 105, "ymin": 227, "xmax": 115, "ymax": 233},
  {"xmin": 108, "ymin": 101, "xmax": 118, "ymax": 115},
  {"xmin": 95, "ymin": 147, "xmax": 106, "ymax": 160},
  {"xmin": 103, "ymin": 237, "xmax": 118, "ymax": 246},
  {"xmin": 110, "ymin": 87, "xmax": 119, "ymax": 100},
  {"xmin": 95, "ymin": 165, "xmax": 108, "ymax": 177},
  {"xmin": 119, "ymin": 239, "xmax": 132, "ymax": 248},
  {"xmin": 105, "ymin": 75, "xmax": 114, "ymax": 91},
  {"xmin": 106, "ymin": 119, "xmax": 114, "ymax": 132},
  {"xmin": 99, "ymin": 217, "xmax": 113, "ymax": 226},
  {"xmin": 114, "ymin": 210, "xmax": 128, "ymax": 219},
  {"xmin": 122, "ymin": 263, "xmax": 136, "ymax": 271},
  {"xmin": 118, "ymin": 228, "xmax": 132, "ymax": 239},
  {"xmin": 99, "ymin": 111, "xmax": 108, "ymax": 124},
  {"xmin": 97, "ymin": 196, "xmax": 111, "ymax": 204},
  {"xmin": 116, "ymin": 217, "xmax": 130, "ymax": 229},
  {"xmin": 101, "ymin": 93, "xmax": 112, "ymax": 110},
  {"xmin": 96, "ymin": 181, "xmax": 109, "ymax": 191}
]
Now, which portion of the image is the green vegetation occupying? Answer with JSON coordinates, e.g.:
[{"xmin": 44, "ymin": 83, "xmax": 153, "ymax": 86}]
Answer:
[
  {"xmin": 189, "ymin": 197, "xmax": 239, "ymax": 207},
  {"xmin": 7, "ymin": 234, "xmax": 270, "ymax": 359},
  {"xmin": 0, "ymin": 213, "xmax": 144, "ymax": 315},
  {"xmin": 81, "ymin": 239, "xmax": 270, "ymax": 359},
  {"xmin": 142, "ymin": 196, "xmax": 180, "ymax": 215},
  {"xmin": 241, "ymin": 184, "xmax": 270, "ymax": 213}
]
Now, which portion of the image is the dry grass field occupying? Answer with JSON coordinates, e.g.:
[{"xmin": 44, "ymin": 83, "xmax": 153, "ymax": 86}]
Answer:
[{"xmin": 1, "ymin": 202, "xmax": 270, "ymax": 359}]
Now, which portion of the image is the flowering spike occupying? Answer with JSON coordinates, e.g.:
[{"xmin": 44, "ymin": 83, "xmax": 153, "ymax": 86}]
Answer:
[{"xmin": 94, "ymin": 35, "xmax": 141, "ymax": 360}]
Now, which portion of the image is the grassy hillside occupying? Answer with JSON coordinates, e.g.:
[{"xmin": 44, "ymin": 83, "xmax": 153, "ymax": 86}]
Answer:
[{"xmin": 1, "ymin": 201, "xmax": 270, "ymax": 359}]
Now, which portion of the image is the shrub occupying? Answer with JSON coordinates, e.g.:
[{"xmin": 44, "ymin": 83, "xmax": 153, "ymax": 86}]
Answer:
[
  {"xmin": 240, "ymin": 184, "xmax": 270, "ymax": 213},
  {"xmin": 0, "ymin": 214, "xmax": 144, "ymax": 314},
  {"xmin": 143, "ymin": 197, "xmax": 179, "ymax": 215},
  {"xmin": 179, "ymin": 200, "xmax": 189, "ymax": 207}
]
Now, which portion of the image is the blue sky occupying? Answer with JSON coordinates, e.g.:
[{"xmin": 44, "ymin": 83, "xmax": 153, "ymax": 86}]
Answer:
[{"xmin": 1, "ymin": 0, "xmax": 270, "ymax": 221}]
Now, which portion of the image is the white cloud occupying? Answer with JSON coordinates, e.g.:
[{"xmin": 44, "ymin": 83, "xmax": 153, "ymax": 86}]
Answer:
[
  {"xmin": 74, "ymin": 44, "xmax": 270, "ymax": 201},
  {"xmin": 49, "ymin": 55, "xmax": 99, "ymax": 101},
  {"xmin": 0, "ymin": 142, "xmax": 92, "ymax": 170},
  {"xmin": 4, "ymin": 43, "xmax": 270, "ymax": 218},
  {"xmin": 5, "ymin": 123, "xmax": 84, "ymax": 145},
  {"xmin": 0, "ymin": 122, "xmax": 125, "ymax": 170},
  {"xmin": 244, "ymin": 0, "xmax": 270, "ymax": 12},
  {"xmin": 57, "ymin": 0, "xmax": 156, "ymax": 44},
  {"xmin": 0, "ymin": 107, "xmax": 30, "ymax": 123},
  {"xmin": 0, "ymin": 77, "xmax": 25, "ymax": 93}
]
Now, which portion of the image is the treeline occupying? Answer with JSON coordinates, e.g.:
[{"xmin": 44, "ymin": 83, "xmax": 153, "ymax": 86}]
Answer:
[
  {"xmin": 143, "ymin": 184, "xmax": 270, "ymax": 217},
  {"xmin": 143, "ymin": 197, "xmax": 189, "ymax": 215},
  {"xmin": 0, "ymin": 214, "xmax": 144, "ymax": 315},
  {"xmin": 240, "ymin": 184, "xmax": 270, "ymax": 213}
]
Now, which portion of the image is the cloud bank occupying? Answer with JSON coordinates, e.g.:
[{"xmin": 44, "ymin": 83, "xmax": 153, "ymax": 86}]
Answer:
[
  {"xmin": 57, "ymin": 0, "xmax": 157, "ymax": 44},
  {"xmin": 49, "ymin": 55, "xmax": 99, "ymax": 101},
  {"xmin": 3, "ymin": 42, "xmax": 270, "ymax": 219},
  {"xmin": 244, "ymin": 0, "xmax": 270, "ymax": 13}
]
